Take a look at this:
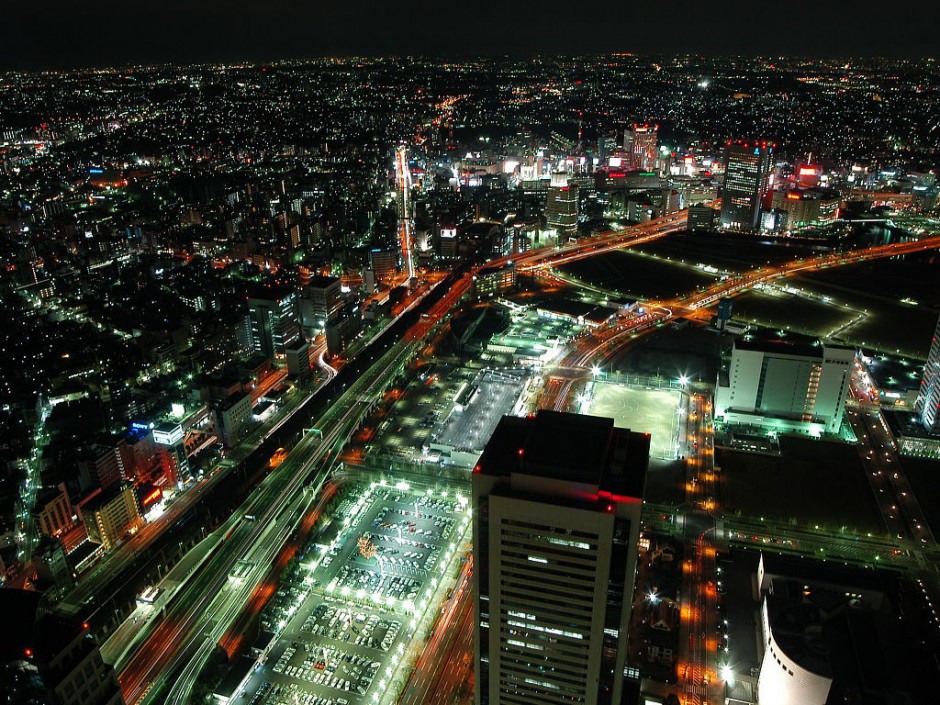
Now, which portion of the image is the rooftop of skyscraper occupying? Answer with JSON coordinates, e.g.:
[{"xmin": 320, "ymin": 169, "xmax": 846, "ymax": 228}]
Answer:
[{"xmin": 476, "ymin": 409, "xmax": 648, "ymax": 498}]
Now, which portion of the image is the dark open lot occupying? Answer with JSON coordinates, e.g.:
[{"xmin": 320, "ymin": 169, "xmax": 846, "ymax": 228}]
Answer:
[
  {"xmin": 607, "ymin": 325, "xmax": 725, "ymax": 384},
  {"xmin": 635, "ymin": 231, "xmax": 827, "ymax": 271},
  {"xmin": 717, "ymin": 436, "xmax": 884, "ymax": 535},
  {"xmin": 561, "ymin": 249, "xmax": 718, "ymax": 300},
  {"xmin": 728, "ymin": 290, "xmax": 853, "ymax": 337}
]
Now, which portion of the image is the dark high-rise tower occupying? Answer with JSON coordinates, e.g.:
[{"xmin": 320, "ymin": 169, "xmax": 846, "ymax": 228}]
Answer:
[
  {"xmin": 719, "ymin": 142, "xmax": 773, "ymax": 232},
  {"xmin": 472, "ymin": 410, "xmax": 649, "ymax": 705}
]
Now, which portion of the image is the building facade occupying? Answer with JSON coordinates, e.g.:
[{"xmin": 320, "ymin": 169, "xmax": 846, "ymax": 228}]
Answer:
[
  {"xmin": 79, "ymin": 485, "xmax": 143, "ymax": 552},
  {"xmin": 32, "ymin": 484, "xmax": 75, "ymax": 539},
  {"xmin": 246, "ymin": 288, "xmax": 300, "ymax": 360},
  {"xmin": 285, "ymin": 338, "xmax": 312, "ymax": 377},
  {"xmin": 152, "ymin": 422, "xmax": 189, "ymax": 485},
  {"xmin": 546, "ymin": 173, "xmax": 579, "ymax": 239},
  {"xmin": 0, "ymin": 589, "xmax": 125, "ymax": 705},
  {"xmin": 719, "ymin": 143, "xmax": 773, "ymax": 232},
  {"xmin": 473, "ymin": 410, "xmax": 649, "ymax": 705},
  {"xmin": 473, "ymin": 262, "xmax": 516, "ymax": 299},
  {"xmin": 624, "ymin": 124, "xmax": 658, "ymax": 172},
  {"xmin": 301, "ymin": 275, "xmax": 343, "ymax": 333},
  {"xmin": 770, "ymin": 188, "xmax": 840, "ymax": 229},
  {"xmin": 213, "ymin": 390, "xmax": 252, "ymax": 449},
  {"xmin": 715, "ymin": 337, "xmax": 854, "ymax": 434},
  {"xmin": 369, "ymin": 249, "xmax": 399, "ymax": 281}
]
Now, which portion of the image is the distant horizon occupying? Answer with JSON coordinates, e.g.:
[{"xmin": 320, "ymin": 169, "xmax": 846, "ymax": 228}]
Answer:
[
  {"xmin": 3, "ymin": 0, "xmax": 938, "ymax": 72},
  {"xmin": 3, "ymin": 52, "xmax": 937, "ymax": 75}
]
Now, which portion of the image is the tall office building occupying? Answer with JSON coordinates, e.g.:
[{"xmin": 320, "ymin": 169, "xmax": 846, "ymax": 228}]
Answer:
[
  {"xmin": 369, "ymin": 249, "xmax": 399, "ymax": 281},
  {"xmin": 719, "ymin": 142, "xmax": 773, "ymax": 232},
  {"xmin": 245, "ymin": 287, "xmax": 300, "ymax": 360},
  {"xmin": 915, "ymin": 315, "xmax": 940, "ymax": 432},
  {"xmin": 546, "ymin": 173, "xmax": 579, "ymax": 239},
  {"xmin": 624, "ymin": 124, "xmax": 658, "ymax": 172},
  {"xmin": 473, "ymin": 410, "xmax": 649, "ymax": 705},
  {"xmin": 301, "ymin": 275, "xmax": 343, "ymax": 332}
]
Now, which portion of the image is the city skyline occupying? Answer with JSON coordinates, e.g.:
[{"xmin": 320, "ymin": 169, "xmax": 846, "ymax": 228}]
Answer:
[{"xmin": 1, "ymin": 50, "xmax": 939, "ymax": 705}]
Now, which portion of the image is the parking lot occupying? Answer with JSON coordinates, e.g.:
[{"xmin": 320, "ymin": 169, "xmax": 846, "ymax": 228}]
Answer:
[
  {"xmin": 369, "ymin": 363, "xmax": 474, "ymax": 458},
  {"xmin": 237, "ymin": 482, "xmax": 469, "ymax": 705}
]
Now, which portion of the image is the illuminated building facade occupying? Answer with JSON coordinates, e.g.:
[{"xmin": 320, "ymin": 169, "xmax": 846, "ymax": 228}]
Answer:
[
  {"xmin": 624, "ymin": 124, "xmax": 658, "ymax": 172},
  {"xmin": 755, "ymin": 554, "xmax": 888, "ymax": 705},
  {"xmin": 369, "ymin": 248, "xmax": 399, "ymax": 281},
  {"xmin": 440, "ymin": 227, "xmax": 459, "ymax": 258},
  {"xmin": 76, "ymin": 442, "xmax": 125, "ymax": 493},
  {"xmin": 246, "ymin": 288, "xmax": 300, "ymax": 360},
  {"xmin": 473, "ymin": 261, "xmax": 516, "ymax": 299},
  {"xmin": 301, "ymin": 274, "xmax": 343, "ymax": 333},
  {"xmin": 79, "ymin": 484, "xmax": 143, "ymax": 552},
  {"xmin": 473, "ymin": 410, "xmax": 648, "ymax": 705},
  {"xmin": 719, "ymin": 143, "xmax": 773, "ymax": 232},
  {"xmin": 715, "ymin": 336, "xmax": 854, "ymax": 434},
  {"xmin": 770, "ymin": 188, "xmax": 840, "ymax": 229},
  {"xmin": 32, "ymin": 485, "xmax": 75, "ymax": 539},
  {"xmin": 546, "ymin": 173, "xmax": 579, "ymax": 238},
  {"xmin": 213, "ymin": 391, "xmax": 252, "ymax": 449},
  {"xmin": 285, "ymin": 337, "xmax": 311, "ymax": 377},
  {"xmin": 915, "ymin": 315, "xmax": 940, "ymax": 432},
  {"xmin": 152, "ymin": 422, "xmax": 189, "ymax": 485}
]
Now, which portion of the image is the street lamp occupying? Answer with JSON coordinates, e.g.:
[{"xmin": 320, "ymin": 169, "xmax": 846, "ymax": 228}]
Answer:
[
  {"xmin": 720, "ymin": 664, "xmax": 735, "ymax": 686},
  {"xmin": 678, "ymin": 375, "xmax": 689, "ymax": 387}
]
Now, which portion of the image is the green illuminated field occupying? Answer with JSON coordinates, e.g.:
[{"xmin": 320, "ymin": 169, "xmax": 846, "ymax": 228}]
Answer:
[{"xmin": 587, "ymin": 382, "xmax": 681, "ymax": 459}]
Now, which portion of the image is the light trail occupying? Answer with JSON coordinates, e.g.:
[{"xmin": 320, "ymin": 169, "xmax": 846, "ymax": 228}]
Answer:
[{"xmin": 396, "ymin": 146, "xmax": 416, "ymax": 281}]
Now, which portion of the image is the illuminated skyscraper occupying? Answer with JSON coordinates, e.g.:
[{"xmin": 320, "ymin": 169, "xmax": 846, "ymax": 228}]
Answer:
[
  {"xmin": 915, "ymin": 315, "xmax": 940, "ymax": 432},
  {"xmin": 719, "ymin": 143, "xmax": 773, "ymax": 232},
  {"xmin": 546, "ymin": 173, "xmax": 579, "ymax": 238},
  {"xmin": 473, "ymin": 410, "xmax": 649, "ymax": 705},
  {"xmin": 245, "ymin": 287, "xmax": 300, "ymax": 360},
  {"xmin": 624, "ymin": 124, "xmax": 658, "ymax": 172}
]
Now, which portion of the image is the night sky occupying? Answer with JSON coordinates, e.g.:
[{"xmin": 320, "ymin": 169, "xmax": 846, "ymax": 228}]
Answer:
[{"xmin": 3, "ymin": 1, "xmax": 938, "ymax": 70}]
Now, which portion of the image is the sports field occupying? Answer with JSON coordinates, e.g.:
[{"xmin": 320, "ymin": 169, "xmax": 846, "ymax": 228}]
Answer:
[{"xmin": 587, "ymin": 382, "xmax": 681, "ymax": 459}]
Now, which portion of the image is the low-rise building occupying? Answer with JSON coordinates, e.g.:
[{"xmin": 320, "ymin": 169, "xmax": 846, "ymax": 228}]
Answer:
[
  {"xmin": 715, "ymin": 334, "xmax": 854, "ymax": 435},
  {"xmin": 472, "ymin": 261, "xmax": 516, "ymax": 299}
]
